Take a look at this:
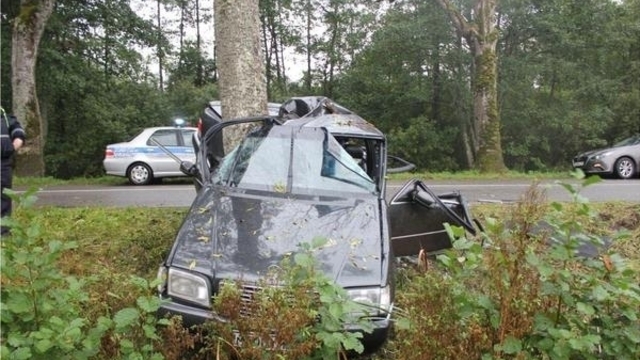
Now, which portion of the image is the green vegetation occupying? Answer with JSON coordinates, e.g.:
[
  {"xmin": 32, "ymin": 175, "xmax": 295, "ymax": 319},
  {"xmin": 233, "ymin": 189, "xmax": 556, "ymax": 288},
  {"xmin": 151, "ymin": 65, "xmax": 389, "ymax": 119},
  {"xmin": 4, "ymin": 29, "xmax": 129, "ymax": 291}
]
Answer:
[
  {"xmin": 13, "ymin": 171, "xmax": 573, "ymax": 189},
  {"xmin": 1, "ymin": 179, "xmax": 639, "ymax": 359},
  {"xmin": 13, "ymin": 176, "xmax": 194, "ymax": 188},
  {"xmin": 3, "ymin": 0, "xmax": 639, "ymax": 179},
  {"xmin": 380, "ymin": 179, "xmax": 640, "ymax": 359}
]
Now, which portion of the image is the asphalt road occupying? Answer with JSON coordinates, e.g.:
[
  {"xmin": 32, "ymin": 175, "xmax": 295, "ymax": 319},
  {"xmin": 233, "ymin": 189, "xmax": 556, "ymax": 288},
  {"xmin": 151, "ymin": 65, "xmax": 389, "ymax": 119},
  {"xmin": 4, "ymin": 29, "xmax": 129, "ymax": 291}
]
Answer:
[{"xmin": 15, "ymin": 179, "xmax": 640, "ymax": 207}]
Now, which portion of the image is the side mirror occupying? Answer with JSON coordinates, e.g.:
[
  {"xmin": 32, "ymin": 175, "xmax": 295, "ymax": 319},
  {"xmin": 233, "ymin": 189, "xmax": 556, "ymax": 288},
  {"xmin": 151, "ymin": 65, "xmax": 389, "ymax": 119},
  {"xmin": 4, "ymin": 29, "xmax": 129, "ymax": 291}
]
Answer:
[
  {"xmin": 387, "ymin": 155, "xmax": 416, "ymax": 173},
  {"xmin": 180, "ymin": 161, "xmax": 200, "ymax": 178}
]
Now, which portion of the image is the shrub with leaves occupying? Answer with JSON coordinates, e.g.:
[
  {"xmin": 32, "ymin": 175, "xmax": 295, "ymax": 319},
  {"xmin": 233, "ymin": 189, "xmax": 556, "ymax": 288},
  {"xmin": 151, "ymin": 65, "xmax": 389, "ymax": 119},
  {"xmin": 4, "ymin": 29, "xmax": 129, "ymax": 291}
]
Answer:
[
  {"xmin": 197, "ymin": 237, "xmax": 374, "ymax": 360},
  {"xmin": 1, "ymin": 190, "xmax": 172, "ymax": 360},
  {"xmin": 0, "ymin": 189, "xmax": 107, "ymax": 359},
  {"xmin": 99, "ymin": 277, "xmax": 168, "ymax": 360},
  {"xmin": 388, "ymin": 175, "xmax": 640, "ymax": 359}
]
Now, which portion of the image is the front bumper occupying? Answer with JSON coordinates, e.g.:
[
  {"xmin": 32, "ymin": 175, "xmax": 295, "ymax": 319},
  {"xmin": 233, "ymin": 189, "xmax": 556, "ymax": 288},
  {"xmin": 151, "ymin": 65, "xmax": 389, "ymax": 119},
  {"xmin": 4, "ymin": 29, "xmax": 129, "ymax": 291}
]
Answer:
[
  {"xmin": 157, "ymin": 298, "xmax": 391, "ymax": 355},
  {"xmin": 346, "ymin": 317, "xmax": 391, "ymax": 355},
  {"xmin": 157, "ymin": 297, "xmax": 217, "ymax": 326},
  {"xmin": 572, "ymin": 158, "xmax": 612, "ymax": 175}
]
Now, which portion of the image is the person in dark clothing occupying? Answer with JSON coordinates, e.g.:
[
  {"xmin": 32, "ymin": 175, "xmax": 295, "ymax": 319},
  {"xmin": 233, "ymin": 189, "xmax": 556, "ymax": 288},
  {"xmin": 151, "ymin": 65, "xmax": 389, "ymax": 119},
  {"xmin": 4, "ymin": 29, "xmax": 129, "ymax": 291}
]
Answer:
[{"xmin": 1, "ymin": 106, "xmax": 26, "ymax": 236}]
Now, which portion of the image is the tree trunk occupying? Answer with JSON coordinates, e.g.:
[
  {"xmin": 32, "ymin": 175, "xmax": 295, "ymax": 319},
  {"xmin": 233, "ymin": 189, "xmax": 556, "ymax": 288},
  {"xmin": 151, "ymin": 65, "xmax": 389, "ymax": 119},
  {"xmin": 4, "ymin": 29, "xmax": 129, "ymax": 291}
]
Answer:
[
  {"xmin": 435, "ymin": 0, "xmax": 506, "ymax": 172},
  {"xmin": 305, "ymin": 0, "xmax": 312, "ymax": 92},
  {"xmin": 214, "ymin": 0, "xmax": 267, "ymax": 145},
  {"xmin": 195, "ymin": 0, "xmax": 203, "ymax": 86},
  {"xmin": 11, "ymin": 0, "xmax": 55, "ymax": 177},
  {"xmin": 157, "ymin": 0, "xmax": 164, "ymax": 91}
]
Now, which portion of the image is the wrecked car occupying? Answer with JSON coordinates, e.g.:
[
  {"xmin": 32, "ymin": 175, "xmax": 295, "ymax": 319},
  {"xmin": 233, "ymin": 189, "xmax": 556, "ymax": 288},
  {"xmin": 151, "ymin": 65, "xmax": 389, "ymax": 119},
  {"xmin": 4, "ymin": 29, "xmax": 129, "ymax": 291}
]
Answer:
[{"xmin": 156, "ymin": 97, "xmax": 479, "ymax": 355}]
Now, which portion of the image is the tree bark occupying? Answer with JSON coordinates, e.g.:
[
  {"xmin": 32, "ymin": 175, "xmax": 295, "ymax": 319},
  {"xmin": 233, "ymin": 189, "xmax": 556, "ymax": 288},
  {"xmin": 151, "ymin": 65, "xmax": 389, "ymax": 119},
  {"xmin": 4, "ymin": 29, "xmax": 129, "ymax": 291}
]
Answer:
[
  {"xmin": 215, "ymin": 0, "xmax": 266, "ymax": 119},
  {"xmin": 214, "ymin": 0, "xmax": 267, "ymax": 144},
  {"xmin": 435, "ymin": 0, "xmax": 506, "ymax": 172},
  {"xmin": 11, "ymin": 0, "xmax": 55, "ymax": 177},
  {"xmin": 157, "ymin": 0, "xmax": 164, "ymax": 91}
]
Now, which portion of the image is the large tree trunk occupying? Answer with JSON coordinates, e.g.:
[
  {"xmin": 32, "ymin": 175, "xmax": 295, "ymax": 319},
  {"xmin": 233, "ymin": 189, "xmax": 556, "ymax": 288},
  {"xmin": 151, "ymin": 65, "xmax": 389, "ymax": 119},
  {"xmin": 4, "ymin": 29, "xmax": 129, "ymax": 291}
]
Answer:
[
  {"xmin": 214, "ymin": 0, "xmax": 267, "ymax": 120},
  {"xmin": 435, "ymin": 0, "xmax": 506, "ymax": 172},
  {"xmin": 11, "ymin": 0, "xmax": 55, "ymax": 177},
  {"xmin": 214, "ymin": 0, "xmax": 267, "ymax": 150}
]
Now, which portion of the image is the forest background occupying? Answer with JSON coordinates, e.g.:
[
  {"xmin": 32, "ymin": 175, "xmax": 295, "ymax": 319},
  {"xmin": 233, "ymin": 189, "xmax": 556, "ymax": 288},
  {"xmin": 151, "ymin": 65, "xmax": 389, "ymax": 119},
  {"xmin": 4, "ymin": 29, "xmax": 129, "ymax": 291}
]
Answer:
[{"xmin": 1, "ymin": 0, "xmax": 639, "ymax": 180}]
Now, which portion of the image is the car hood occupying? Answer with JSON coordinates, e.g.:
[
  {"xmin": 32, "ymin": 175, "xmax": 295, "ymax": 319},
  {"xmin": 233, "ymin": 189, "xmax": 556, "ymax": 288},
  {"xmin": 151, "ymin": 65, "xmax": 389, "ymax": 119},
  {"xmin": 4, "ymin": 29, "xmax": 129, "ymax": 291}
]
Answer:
[
  {"xmin": 578, "ymin": 144, "xmax": 636, "ymax": 158},
  {"xmin": 169, "ymin": 186, "xmax": 385, "ymax": 288}
]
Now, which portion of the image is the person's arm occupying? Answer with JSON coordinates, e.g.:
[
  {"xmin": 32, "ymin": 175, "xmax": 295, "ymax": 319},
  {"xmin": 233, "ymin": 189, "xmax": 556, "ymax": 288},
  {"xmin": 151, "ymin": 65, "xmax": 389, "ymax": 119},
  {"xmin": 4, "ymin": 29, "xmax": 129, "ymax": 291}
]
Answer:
[
  {"xmin": 13, "ymin": 138, "xmax": 24, "ymax": 150},
  {"xmin": 8, "ymin": 115, "xmax": 26, "ymax": 150}
]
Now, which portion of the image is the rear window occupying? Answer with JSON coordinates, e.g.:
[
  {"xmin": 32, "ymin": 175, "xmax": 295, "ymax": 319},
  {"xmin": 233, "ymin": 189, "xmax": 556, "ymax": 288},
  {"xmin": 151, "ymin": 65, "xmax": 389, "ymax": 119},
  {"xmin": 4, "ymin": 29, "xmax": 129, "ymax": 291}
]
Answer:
[{"xmin": 148, "ymin": 129, "xmax": 178, "ymax": 146}]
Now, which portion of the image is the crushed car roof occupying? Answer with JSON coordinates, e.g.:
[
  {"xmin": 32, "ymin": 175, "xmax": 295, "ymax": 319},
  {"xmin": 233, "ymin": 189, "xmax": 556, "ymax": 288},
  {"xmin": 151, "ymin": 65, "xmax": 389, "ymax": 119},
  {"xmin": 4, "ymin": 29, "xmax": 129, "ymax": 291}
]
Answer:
[
  {"xmin": 280, "ymin": 96, "xmax": 384, "ymax": 139},
  {"xmin": 285, "ymin": 113, "xmax": 384, "ymax": 139}
]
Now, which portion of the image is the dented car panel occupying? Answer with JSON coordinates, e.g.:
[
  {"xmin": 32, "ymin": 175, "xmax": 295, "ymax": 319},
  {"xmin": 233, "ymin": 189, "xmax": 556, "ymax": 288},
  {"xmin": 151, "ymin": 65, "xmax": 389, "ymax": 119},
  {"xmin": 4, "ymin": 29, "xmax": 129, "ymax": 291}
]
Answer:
[{"xmin": 169, "ymin": 185, "xmax": 387, "ymax": 288}]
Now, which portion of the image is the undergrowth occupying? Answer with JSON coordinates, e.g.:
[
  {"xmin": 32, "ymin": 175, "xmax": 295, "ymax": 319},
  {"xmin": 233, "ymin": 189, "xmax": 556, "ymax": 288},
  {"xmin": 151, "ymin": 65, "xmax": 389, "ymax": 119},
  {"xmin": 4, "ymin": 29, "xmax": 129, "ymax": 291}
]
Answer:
[
  {"xmin": 383, "ymin": 177, "xmax": 640, "ymax": 359},
  {"xmin": 1, "ymin": 177, "xmax": 639, "ymax": 359}
]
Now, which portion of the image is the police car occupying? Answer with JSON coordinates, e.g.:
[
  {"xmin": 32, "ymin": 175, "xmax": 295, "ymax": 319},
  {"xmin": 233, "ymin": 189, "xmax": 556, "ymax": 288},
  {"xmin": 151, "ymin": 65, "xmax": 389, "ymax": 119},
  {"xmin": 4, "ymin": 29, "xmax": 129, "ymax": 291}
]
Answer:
[{"xmin": 103, "ymin": 124, "xmax": 197, "ymax": 185}]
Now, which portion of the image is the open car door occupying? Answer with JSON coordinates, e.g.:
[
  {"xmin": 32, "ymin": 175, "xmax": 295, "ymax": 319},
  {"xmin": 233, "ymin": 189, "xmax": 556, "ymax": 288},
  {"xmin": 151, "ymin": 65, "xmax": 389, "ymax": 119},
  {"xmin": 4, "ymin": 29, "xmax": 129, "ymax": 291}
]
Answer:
[{"xmin": 388, "ymin": 179, "xmax": 478, "ymax": 257}]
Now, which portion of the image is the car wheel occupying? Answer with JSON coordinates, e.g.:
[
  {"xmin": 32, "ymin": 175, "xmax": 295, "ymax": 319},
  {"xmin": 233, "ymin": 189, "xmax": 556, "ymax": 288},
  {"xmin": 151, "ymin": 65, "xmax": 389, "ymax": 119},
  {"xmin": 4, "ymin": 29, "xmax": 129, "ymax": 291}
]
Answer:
[
  {"xmin": 127, "ymin": 163, "xmax": 153, "ymax": 185},
  {"xmin": 614, "ymin": 157, "xmax": 636, "ymax": 179}
]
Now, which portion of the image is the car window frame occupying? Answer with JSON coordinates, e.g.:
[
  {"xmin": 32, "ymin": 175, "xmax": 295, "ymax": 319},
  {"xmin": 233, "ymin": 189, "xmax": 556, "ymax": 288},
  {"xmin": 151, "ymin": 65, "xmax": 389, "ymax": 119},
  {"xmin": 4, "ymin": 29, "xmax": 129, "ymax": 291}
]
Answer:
[
  {"xmin": 147, "ymin": 129, "xmax": 181, "ymax": 147},
  {"xmin": 211, "ymin": 123, "xmax": 378, "ymax": 196}
]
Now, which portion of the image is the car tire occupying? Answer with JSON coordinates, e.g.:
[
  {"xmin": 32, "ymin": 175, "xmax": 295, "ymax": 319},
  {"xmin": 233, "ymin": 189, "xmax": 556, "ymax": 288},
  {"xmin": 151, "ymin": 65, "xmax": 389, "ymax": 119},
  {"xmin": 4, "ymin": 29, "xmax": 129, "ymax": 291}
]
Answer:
[
  {"xmin": 614, "ymin": 157, "xmax": 636, "ymax": 179},
  {"xmin": 127, "ymin": 163, "xmax": 154, "ymax": 185}
]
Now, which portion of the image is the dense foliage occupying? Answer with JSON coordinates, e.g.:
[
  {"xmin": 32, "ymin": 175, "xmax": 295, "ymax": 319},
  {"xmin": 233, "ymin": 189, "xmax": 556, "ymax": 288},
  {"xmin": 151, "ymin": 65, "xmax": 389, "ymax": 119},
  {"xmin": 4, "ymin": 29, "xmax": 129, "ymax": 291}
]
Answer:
[{"xmin": 1, "ymin": 0, "xmax": 639, "ymax": 177}]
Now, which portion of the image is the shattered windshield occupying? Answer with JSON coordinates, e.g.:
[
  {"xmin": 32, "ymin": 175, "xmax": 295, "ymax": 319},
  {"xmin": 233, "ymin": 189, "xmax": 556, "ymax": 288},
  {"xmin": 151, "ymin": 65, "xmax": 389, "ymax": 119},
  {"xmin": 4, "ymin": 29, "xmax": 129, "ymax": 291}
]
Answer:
[{"xmin": 213, "ymin": 125, "xmax": 376, "ymax": 195}]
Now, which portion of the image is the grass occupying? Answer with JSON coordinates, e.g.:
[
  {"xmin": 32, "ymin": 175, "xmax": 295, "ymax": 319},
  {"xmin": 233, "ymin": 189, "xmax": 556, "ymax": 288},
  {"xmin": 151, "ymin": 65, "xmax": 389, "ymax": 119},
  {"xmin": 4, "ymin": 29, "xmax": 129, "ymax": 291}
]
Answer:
[
  {"xmin": 13, "ymin": 175, "xmax": 194, "ymax": 187},
  {"xmin": 13, "ymin": 205, "xmax": 186, "ymax": 279},
  {"xmin": 13, "ymin": 170, "xmax": 573, "ymax": 188}
]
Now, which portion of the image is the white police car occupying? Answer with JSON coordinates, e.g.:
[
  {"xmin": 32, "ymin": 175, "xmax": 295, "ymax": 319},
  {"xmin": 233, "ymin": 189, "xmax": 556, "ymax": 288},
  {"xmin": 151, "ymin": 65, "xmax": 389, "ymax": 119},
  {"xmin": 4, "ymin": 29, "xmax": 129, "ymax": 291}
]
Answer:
[{"xmin": 103, "ymin": 125, "xmax": 197, "ymax": 185}]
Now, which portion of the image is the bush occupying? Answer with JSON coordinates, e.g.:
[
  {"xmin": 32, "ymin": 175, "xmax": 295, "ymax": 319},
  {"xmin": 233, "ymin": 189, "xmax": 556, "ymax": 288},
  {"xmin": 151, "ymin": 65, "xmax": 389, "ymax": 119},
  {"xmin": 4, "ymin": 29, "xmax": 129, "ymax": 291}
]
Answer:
[
  {"xmin": 165, "ymin": 238, "xmax": 374, "ymax": 360},
  {"xmin": 1, "ymin": 189, "xmax": 105, "ymax": 359},
  {"xmin": 387, "ymin": 176, "xmax": 640, "ymax": 359},
  {"xmin": 1, "ymin": 190, "xmax": 170, "ymax": 360}
]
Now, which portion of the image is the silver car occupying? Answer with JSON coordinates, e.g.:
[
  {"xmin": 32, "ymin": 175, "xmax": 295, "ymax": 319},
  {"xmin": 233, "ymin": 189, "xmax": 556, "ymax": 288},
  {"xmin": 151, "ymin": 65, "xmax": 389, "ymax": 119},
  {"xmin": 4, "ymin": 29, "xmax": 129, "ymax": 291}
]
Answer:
[
  {"xmin": 103, "ymin": 126, "xmax": 197, "ymax": 185},
  {"xmin": 572, "ymin": 135, "xmax": 640, "ymax": 179}
]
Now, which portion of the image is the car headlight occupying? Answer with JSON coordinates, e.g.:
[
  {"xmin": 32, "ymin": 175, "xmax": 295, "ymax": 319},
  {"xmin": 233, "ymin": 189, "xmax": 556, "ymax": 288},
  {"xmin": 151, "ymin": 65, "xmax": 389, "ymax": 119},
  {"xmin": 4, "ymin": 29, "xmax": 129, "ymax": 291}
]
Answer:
[
  {"xmin": 167, "ymin": 268, "xmax": 211, "ymax": 307},
  {"xmin": 346, "ymin": 286, "xmax": 392, "ymax": 315},
  {"xmin": 157, "ymin": 266, "xmax": 168, "ymax": 294}
]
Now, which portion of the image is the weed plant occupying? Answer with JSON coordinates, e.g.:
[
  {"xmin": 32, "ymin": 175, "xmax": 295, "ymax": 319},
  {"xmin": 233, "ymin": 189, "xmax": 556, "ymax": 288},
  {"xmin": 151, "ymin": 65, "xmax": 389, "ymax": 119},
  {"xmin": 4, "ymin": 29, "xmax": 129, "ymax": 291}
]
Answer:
[
  {"xmin": 1, "ymin": 189, "xmax": 182, "ymax": 359},
  {"xmin": 158, "ymin": 239, "xmax": 376, "ymax": 360},
  {"xmin": 384, "ymin": 177, "xmax": 640, "ymax": 359}
]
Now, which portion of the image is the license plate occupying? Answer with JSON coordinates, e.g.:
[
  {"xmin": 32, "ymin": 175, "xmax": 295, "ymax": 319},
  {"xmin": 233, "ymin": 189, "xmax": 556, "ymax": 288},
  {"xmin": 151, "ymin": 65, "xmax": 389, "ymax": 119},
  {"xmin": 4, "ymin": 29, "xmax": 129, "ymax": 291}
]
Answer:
[
  {"xmin": 573, "ymin": 161, "xmax": 584, "ymax": 167},
  {"xmin": 233, "ymin": 330, "xmax": 244, "ymax": 347},
  {"xmin": 233, "ymin": 330, "xmax": 283, "ymax": 350}
]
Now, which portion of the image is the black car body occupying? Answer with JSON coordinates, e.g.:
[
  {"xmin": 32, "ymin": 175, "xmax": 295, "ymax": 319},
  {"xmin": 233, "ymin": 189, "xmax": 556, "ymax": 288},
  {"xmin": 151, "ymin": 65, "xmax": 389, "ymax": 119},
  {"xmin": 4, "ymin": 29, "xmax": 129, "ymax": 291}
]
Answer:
[{"xmin": 157, "ymin": 97, "xmax": 478, "ymax": 355}]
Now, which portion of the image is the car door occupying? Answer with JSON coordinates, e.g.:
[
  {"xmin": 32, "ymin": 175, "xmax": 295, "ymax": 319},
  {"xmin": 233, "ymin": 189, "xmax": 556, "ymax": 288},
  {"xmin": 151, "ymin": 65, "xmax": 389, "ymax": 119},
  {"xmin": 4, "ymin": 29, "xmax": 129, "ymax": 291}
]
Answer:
[
  {"xmin": 147, "ymin": 129, "xmax": 188, "ymax": 173},
  {"xmin": 388, "ymin": 179, "xmax": 477, "ymax": 257},
  {"xmin": 178, "ymin": 129, "xmax": 197, "ymax": 162}
]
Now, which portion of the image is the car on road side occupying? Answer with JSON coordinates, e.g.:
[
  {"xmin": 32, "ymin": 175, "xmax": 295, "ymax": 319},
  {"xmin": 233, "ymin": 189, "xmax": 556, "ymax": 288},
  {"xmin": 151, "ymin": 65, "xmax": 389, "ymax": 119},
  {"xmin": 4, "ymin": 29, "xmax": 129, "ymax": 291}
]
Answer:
[
  {"xmin": 572, "ymin": 135, "xmax": 640, "ymax": 179},
  {"xmin": 156, "ymin": 97, "xmax": 480, "ymax": 356},
  {"xmin": 103, "ymin": 126, "xmax": 197, "ymax": 185}
]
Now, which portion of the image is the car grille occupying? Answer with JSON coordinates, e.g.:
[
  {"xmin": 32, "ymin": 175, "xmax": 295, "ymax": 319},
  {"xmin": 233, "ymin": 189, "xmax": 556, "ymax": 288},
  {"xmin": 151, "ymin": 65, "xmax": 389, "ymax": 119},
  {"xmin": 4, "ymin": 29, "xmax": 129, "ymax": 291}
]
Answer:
[
  {"xmin": 574, "ymin": 155, "xmax": 588, "ymax": 162},
  {"xmin": 223, "ymin": 282, "xmax": 315, "ymax": 318},
  {"xmin": 239, "ymin": 283, "xmax": 261, "ymax": 316}
]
